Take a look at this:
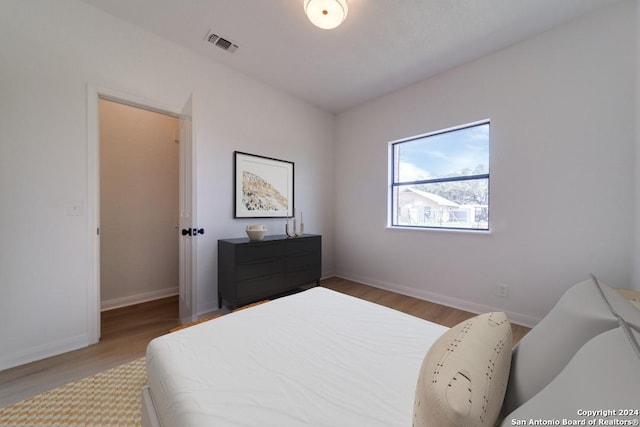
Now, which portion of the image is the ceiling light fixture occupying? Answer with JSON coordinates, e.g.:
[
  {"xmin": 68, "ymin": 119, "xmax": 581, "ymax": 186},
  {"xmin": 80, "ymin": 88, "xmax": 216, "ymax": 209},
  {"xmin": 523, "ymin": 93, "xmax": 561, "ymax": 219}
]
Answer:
[{"xmin": 304, "ymin": 0, "xmax": 348, "ymax": 30}]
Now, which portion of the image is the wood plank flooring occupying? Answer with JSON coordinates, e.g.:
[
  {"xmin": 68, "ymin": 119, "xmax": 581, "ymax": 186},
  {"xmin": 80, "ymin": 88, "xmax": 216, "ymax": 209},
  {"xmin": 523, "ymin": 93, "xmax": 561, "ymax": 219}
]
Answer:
[
  {"xmin": 0, "ymin": 278, "xmax": 530, "ymax": 408},
  {"xmin": 321, "ymin": 277, "xmax": 531, "ymax": 344},
  {"xmin": 0, "ymin": 296, "xmax": 180, "ymax": 408}
]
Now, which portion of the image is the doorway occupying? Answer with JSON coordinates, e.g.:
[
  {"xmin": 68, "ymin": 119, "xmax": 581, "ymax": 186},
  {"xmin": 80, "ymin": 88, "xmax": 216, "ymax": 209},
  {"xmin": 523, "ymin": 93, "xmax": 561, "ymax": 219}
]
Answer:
[
  {"xmin": 87, "ymin": 87, "xmax": 197, "ymax": 344},
  {"xmin": 98, "ymin": 98, "xmax": 179, "ymax": 313}
]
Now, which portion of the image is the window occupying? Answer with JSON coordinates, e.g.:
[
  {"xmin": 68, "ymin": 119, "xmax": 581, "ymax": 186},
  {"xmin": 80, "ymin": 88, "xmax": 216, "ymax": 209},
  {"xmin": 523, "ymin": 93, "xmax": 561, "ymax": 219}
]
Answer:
[{"xmin": 390, "ymin": 120, "xmax": 490, "ymax": 231}]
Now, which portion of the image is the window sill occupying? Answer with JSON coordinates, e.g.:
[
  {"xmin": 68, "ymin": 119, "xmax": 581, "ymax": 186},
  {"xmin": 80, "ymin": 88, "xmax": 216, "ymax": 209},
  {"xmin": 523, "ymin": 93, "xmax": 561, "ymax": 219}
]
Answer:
[{"xmin": 386, "ymin": 225, "xmax": 492, "ymax": 235}]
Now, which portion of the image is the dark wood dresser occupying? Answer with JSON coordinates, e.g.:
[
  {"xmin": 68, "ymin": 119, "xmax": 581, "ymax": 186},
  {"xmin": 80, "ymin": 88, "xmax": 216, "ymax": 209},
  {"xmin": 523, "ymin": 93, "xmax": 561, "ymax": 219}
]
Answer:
[{"xmin": 218, "ymin": 234, "xmax": 321, "ymax": 309}]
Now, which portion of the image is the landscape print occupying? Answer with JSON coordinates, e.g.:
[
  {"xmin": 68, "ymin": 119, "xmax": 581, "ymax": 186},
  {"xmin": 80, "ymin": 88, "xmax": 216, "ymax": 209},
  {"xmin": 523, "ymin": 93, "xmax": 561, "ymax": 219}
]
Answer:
[
  {"xmin": 234, "ymin": 151, "xmax": 293, "ymax": 218},
  {"xmin": 242, "ymin": 171, "xmax": 288, "ymax": 212}
]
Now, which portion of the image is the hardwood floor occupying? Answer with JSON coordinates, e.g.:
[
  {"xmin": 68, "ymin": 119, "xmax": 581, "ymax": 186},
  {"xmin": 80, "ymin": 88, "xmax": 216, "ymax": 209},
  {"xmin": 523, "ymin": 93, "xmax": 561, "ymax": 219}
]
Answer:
[
  {"xmin": 0, "ymin": 296, "xmax": 180, "ymax": 408},
  {"xmin": 0, "ymin": 278, "xmax": 530, "ymax": 408},
  {"xmin": 321, "ymin": 277, "xmax": 531, "ymax": 344}
]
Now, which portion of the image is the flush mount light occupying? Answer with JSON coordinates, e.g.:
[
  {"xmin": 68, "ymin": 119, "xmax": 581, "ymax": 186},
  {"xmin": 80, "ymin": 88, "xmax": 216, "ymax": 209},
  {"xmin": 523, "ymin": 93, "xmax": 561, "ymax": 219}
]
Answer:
[{"xmin": 304, "ymin": 0, "xmax": 348, "ymax": 30}]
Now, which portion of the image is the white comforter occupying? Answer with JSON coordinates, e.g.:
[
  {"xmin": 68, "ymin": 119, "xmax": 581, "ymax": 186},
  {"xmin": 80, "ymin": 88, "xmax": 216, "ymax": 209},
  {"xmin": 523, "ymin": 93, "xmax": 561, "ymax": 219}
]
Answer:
[{"xmin": 146, "ymin": 287, "xmax": 447, "ymax": 427}]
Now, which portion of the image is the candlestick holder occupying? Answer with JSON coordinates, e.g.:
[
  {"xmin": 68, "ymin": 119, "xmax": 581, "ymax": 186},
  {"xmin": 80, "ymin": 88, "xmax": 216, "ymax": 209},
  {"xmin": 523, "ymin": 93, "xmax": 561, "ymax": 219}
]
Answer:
[{"xmin": 285, "ymin": 211, "xmax": 304, "ymax": 237}]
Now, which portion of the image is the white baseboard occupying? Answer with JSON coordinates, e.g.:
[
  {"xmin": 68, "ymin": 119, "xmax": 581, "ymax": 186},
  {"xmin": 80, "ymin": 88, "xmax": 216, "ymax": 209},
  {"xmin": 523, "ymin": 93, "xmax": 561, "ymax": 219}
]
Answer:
[
  {"xmin": 101, "ymin": 287, "xmax": 179, "ymax": 311},
  {"xmin": 334, "ymin": 273, "xmax": 540, "ymax": 328},
  {"xmin": 0, "ymin": 333, "xmax": 89, "ymax": 371}
]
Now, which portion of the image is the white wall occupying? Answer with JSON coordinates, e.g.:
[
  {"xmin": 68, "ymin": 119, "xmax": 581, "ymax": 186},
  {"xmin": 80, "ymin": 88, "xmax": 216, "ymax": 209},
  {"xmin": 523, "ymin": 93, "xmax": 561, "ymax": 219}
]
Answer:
[
  {"xmin": 99, "ymin": 99, "xmax": 179, "ymax": 308},
  {"xmin": 335, "ymin": 1, "xmax": 637, "ymax": 326},
  {"xmin": 0, "ymin": 0, "xmax": 635, "ymax": 370},
  {"xmin": 0, "ymin": 0, "xmax": 335, "ymax": 370}
]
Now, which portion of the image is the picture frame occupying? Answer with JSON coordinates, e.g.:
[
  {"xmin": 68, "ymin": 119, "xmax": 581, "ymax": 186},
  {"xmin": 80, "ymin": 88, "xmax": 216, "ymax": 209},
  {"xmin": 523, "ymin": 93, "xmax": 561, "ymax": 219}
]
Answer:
[{"xmin": 234, "ymin": 151, "xmax": 294, "ymax": 218}]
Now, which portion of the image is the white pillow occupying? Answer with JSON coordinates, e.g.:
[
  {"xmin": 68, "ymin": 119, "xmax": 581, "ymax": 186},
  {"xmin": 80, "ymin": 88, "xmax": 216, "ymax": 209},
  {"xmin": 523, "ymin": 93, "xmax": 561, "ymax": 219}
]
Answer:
[
  {"xmin": 413, "ymin": 312, "xmax": 512, "ymax": 427},
  {"xmin": 502, "ymin": 275, "xmax": 640, "ymax": 415},
  {"xmin": 499, "ymin": 325, "xmax": 640, "ymax": 425}
]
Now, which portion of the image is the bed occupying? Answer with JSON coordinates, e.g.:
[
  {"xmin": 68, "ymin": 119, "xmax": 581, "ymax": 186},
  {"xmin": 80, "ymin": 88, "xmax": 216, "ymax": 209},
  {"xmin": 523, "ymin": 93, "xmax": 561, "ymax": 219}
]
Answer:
[
  {"xmin": 143, "ymin": 287, "xmax": 447, "ymax": 427},
  {"xmin": 143, "ymin": 277, "xmax": 640, "ymax": 427}
]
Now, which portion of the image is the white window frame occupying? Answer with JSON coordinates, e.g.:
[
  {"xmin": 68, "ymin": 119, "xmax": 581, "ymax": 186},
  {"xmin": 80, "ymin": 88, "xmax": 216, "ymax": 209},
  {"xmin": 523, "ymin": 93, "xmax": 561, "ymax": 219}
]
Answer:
[{"xmin": 388, "ymin": 120, "xmax": 490, "ymax": 232}]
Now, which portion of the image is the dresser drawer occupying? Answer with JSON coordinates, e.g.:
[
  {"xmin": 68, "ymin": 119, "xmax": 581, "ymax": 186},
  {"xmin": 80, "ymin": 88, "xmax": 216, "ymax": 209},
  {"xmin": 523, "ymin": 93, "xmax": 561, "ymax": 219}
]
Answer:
[
  {"xmin": 235, "ymin": 259, "xmax": 283, "ymax": 281},
  {"xmin": 285, "ymin": 237, "xmax": 320, "ymax": 254},
  {"xmin": 236, "ymin": 241, "xmax": 284, "ymax": 263},
  {"xmin": 285, "ymin": 268, "xmax": 320, "ymax": 287},
  {"xmin": 237, "ymin": 273, "xmax": 286, "ymax": 300},
  {"xmin": 285, "ymin": 253, "xmax": 318, "ymax": 272}
]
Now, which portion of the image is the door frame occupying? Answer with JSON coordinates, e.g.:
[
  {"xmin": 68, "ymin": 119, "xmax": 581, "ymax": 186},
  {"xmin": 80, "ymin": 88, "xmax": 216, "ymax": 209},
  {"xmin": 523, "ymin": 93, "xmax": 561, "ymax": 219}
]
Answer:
[{"xmin": 86, "ymin": 84, "xmax": 196, "ymax": 344}]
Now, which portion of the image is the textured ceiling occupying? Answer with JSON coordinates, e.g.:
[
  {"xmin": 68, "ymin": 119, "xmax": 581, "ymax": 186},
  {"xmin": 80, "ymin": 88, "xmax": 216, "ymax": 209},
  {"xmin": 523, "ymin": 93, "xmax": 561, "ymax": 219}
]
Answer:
[{"xmin": 80, "ymin": 0, "xmax": 623, "ymax": 113}]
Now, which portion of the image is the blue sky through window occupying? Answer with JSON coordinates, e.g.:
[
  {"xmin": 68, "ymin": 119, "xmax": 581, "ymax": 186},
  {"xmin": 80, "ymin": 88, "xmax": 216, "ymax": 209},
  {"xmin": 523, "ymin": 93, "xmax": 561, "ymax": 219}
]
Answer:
[{"xmin": 397, "ymin": 123, "xmax": 489, "ymax": 182}]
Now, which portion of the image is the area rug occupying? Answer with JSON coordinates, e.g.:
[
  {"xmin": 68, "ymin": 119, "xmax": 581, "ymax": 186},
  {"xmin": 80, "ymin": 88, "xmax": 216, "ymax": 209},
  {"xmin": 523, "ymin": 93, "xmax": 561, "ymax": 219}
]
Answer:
[{"xmin": 0, "ymin": 357, "xmax": 146, "ymax": 427}]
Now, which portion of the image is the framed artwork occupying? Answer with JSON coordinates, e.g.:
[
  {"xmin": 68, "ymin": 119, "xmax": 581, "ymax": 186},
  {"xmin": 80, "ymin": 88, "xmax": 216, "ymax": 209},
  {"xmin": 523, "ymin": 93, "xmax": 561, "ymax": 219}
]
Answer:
[{"xmin": 234, "ymin": 151, "xmax": 294, "ymax": 218}]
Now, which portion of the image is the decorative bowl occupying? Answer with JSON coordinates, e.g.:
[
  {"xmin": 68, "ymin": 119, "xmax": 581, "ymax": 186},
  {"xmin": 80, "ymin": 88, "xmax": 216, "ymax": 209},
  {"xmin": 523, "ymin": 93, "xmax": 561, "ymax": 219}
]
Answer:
[{"xmin": 246, "ymin": 225, "xmax": 266, "ymax": 241}]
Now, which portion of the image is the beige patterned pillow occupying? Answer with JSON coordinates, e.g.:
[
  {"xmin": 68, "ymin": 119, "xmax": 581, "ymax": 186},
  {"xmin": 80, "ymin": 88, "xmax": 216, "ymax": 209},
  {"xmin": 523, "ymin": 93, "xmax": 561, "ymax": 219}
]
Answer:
[{"xmin": 413, "ymin": 312, "xmax": 512, "ymax": 427}]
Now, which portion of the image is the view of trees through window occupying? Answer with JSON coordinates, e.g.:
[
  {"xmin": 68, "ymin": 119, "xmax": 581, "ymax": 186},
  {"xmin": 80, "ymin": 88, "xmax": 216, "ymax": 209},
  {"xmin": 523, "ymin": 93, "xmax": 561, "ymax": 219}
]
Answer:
[{"xmin": 390, "ymin": 121, "xmax": 490, "ymax": 230}]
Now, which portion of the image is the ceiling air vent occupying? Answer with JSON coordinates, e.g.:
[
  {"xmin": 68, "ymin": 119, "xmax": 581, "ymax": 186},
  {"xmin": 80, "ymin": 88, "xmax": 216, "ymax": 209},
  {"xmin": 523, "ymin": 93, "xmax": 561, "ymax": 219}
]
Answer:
[{"xmin": 204, "ymin": 30, "xmax": 238, "ymax": 54}]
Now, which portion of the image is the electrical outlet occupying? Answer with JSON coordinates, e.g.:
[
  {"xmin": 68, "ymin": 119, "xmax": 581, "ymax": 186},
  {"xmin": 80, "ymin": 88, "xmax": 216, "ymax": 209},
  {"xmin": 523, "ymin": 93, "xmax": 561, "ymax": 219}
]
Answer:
[{"xmin": 495, "ymin": 284, "xmax": 509, "ymax": 297}]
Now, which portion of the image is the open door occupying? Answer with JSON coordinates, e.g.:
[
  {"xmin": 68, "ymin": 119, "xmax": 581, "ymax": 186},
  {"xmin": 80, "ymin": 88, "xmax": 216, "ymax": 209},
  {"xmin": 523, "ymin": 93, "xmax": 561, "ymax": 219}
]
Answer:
[
  {"xmin": 178, "ymin": 96, "xmax": 197, "ymax": 324},
  {"xmin": 88, "ymin": 86, "xmax": 198, "ymax": 344}
]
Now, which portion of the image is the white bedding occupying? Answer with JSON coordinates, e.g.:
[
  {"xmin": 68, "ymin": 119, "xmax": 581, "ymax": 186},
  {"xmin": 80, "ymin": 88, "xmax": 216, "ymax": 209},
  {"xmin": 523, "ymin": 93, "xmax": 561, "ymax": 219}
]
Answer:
[{"xmin": 146, "ymin": 287, "xmax": 447, "ymax": 427}]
